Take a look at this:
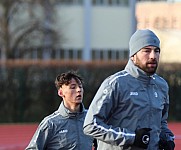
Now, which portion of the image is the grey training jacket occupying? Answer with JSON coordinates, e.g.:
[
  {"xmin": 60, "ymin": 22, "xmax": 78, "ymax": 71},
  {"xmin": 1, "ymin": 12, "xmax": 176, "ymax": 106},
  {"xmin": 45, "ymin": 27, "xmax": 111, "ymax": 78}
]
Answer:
[
  {"xmin": 83, "ymin": 59, "xmax": 174, "ymax": 150},
  {"xmin": 26, "ymin": 102, "xmax": 93, "ymax": 150}
]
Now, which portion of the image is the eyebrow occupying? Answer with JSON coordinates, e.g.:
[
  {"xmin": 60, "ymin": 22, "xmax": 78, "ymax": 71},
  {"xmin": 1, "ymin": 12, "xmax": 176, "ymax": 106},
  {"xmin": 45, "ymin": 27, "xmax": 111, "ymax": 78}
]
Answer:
[
  {"xmin": 143, "ymin": 46, "xmax": 159, "ymax": 49},
  {"xmin": 143, "ymin": 47, "xmax": 153, "ymax": 49},
  {"xmin": 70, "ymin": 82, "xmax": 82, "ymax": 86}
]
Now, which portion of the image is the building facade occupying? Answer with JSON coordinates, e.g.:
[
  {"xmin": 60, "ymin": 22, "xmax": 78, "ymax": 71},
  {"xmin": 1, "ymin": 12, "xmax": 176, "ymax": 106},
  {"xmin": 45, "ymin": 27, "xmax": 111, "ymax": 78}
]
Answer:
[
  {"xmin": 136, "ymin": 1, "xmax": 181, "ymax": 62},
  {"xmin": 0, "ymin": 0, "xmax": 136, "ymax": 61},
  {"xmin": 56, "ymin": 0, "xmax": 136, "ymax": 61}
]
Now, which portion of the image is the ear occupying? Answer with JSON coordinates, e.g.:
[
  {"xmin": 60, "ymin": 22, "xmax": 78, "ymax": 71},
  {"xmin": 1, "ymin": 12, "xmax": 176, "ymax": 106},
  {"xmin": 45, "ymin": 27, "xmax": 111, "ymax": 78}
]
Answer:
[
  {"xmin": 131, "ymin": 55, "xmax": 136, "ymax": 63},
  {"xmin": 58, "ymin": 88, "xmax": 63, "ymax": 97},
  {"xmin": 130, "ymin": 56, "xmax": 134, "ymax": 61}
]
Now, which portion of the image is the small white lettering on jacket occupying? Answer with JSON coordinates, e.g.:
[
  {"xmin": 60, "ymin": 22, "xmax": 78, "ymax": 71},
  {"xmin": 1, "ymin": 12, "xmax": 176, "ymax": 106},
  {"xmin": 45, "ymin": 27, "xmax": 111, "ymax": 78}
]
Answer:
[
  {"xmin": 59, "ymin": 129, "xmax": 68, "ymax": 133},
  {"xmin": 130, "ymin": 92, "xmax": 138, "ymax": 96}
]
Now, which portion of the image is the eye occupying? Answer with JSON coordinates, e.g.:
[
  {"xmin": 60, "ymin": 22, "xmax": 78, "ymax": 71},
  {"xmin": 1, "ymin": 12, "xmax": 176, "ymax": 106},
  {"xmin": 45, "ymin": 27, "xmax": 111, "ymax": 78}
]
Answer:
[
  {"xmin": 79, "ymin": 85, "xmax": 83, "ymax": 88},
  {"xmin": 142, "ymin": 49, "xmax": 151, "ymax": 53},
  {"xmin": 154, "ymin": 48, "xmax": 160, "ymax": 53},
  {"xmin": 70, "ymin": 85, "xmax": 76, "ymax": 89}
]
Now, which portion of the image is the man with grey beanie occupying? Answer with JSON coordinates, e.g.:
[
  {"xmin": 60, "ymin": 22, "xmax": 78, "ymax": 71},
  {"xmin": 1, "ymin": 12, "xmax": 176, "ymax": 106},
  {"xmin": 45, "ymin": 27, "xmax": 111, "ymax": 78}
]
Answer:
[{"xmin": 83, "ymin": 29, "xmax": 175, "ymax": 150}]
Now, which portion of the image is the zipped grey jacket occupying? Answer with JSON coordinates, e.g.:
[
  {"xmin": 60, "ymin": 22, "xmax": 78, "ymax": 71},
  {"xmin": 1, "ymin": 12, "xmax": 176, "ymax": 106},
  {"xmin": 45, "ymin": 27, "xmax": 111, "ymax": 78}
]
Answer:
[
  {"xmin": 83, "ymin": 59, "xmax": 174, "ymax": 150},
  {"xmin": 26, "ymin": 102, "xmax": 93, "ymax": 150}
]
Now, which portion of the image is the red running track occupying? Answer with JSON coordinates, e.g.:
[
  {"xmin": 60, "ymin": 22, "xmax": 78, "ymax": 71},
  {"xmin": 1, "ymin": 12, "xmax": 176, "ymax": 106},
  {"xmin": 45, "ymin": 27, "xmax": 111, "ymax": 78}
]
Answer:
[
  {"xmin": 0, "ymin": 123, "xmax": 180, "ymax": 150},
  {"xmin": 168, "ymin": 122, "xmax": 181, "ymax": 150},
  {"xmin": 0, "ymin": 124, "xmax": 38, "ymax": 150}
]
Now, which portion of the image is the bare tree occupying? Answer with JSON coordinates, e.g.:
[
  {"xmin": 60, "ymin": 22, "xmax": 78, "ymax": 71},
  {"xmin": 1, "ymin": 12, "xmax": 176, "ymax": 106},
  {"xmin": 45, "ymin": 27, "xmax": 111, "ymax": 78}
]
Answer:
[{"xmin": 0, "ymin": 0, "xmax": 59, "ymax": 59}]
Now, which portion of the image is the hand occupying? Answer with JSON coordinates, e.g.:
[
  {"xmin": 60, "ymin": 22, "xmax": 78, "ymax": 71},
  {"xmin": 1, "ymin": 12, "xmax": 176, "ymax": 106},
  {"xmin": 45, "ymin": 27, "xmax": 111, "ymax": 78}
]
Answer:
[
  {"xmin": 134, "ymin": 128, "xmax": 152, "ymax": 149},
  {"xmin": 159, "ymin": 139, "xmax": 175, "ymax": 150}
]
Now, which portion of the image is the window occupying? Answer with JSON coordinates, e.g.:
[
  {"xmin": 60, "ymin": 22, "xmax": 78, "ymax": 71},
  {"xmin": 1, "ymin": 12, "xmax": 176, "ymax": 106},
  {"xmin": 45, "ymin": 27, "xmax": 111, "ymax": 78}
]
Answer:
[
  {"xmin": 92, "ymin": 49, "xmax": 128, "ymax": 61},
  {"xmin": 59, "ymin": 0, "xmax": 83, "ymax": 5},
  {"xmin": 92, "ymin": 0, "xmax": 129, "ymax": 6}
]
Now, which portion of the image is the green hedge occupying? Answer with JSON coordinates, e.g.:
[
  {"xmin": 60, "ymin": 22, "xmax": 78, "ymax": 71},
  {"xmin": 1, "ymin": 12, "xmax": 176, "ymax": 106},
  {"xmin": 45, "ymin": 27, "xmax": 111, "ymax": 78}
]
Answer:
[{"xmin": 0, "ymin": 60, "xmax": 180, "ymax": 122}]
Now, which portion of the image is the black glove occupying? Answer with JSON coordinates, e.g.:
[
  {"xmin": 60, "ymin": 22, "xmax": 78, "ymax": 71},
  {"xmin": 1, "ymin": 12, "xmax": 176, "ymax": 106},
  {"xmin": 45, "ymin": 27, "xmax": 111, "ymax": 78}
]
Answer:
[
  {"xmin": 134, "ymin": 128, "xmax": 152, "ymax": 149},
  {"xmin": 159, "ymin": 139, "xmax": 175, "ymax": 150}
]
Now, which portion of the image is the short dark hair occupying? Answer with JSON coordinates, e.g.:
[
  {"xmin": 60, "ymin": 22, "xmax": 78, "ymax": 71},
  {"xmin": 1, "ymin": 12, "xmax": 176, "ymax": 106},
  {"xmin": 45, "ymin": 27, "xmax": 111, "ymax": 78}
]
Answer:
[{"xmin": 55, "ymin": 71, "xmax": 83, "ymax": 90}]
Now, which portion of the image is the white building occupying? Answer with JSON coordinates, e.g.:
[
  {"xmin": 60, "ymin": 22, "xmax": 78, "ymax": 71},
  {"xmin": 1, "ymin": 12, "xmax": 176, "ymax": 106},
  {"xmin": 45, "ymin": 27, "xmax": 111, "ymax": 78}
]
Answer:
[
  {"xmin": 54, "ymin": 0, "xmax": 136, "ymax": 61},
  {"xmin": 0, "ymin": 0, "xmax": 136, "ymax": 61}
]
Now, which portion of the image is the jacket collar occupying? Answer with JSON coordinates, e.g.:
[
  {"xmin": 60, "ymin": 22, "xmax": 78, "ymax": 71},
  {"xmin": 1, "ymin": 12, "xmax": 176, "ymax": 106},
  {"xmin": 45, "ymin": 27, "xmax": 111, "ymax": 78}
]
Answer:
[
  {"xmin": 58, "ymin": 101, "xmax": 85, "ymax": 118},
  {"xmin": 125, "ymin": 59, "xmax": 155, "ymax": 83}
]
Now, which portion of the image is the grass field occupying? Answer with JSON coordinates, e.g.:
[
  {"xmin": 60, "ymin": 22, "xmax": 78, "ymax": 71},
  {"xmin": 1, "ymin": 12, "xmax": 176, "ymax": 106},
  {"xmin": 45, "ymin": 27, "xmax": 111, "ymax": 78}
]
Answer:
[{"xmin": 0, "ymin": 122, "xmax": 180, "ymax": 150}]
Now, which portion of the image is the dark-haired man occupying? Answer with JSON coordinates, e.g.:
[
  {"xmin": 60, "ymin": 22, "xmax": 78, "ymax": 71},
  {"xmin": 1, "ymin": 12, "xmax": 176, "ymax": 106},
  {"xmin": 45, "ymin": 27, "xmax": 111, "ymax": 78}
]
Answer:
[{"xmin": 26, "ymin": 71, "xmax": 94, "ymax": 150}]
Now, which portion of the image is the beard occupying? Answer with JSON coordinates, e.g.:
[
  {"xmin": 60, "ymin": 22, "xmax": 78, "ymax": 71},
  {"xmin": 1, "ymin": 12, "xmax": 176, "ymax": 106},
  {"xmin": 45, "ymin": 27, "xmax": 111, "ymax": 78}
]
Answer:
[{"xmin": 135, "ymin": 57, "xmax": 158, "ymax": 75}]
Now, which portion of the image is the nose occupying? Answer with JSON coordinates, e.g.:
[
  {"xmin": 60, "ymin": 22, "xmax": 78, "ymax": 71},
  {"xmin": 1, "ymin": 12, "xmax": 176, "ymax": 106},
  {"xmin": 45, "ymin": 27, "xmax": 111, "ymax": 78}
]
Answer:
[
  {"xmin": 76, "ymin": 86, "xmax": 82, "ymax": 92},
  {"xmin": 149, "ymin": 50, "xmax": 157, "ymax": 59}
]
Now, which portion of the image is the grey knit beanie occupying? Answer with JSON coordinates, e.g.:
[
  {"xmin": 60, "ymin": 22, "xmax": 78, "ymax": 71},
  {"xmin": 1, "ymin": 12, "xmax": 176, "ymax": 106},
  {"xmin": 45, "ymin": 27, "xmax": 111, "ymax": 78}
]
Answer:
[{"xmin": 129, "ymin": 29, "xmax": 160, "ymax": 57}]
